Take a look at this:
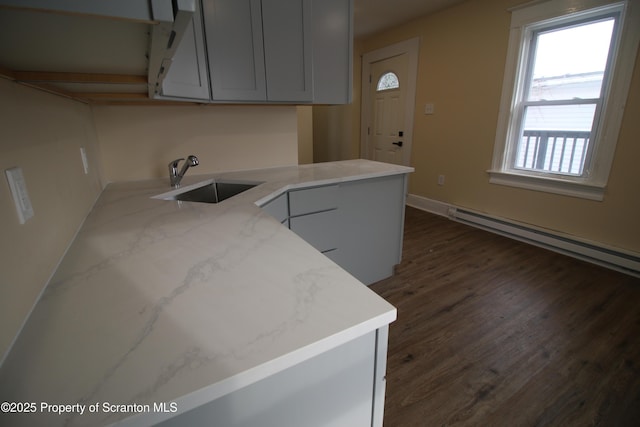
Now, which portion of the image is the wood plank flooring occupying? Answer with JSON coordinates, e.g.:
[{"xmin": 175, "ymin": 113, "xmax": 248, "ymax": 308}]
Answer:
[{"xmin": 370, "ymin": 207, "xmax": 640, "ymax": 427}]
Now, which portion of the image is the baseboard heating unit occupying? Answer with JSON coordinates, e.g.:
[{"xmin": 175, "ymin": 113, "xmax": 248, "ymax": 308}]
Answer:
[{"xmin": 445, "ymin": 206, "xmax": 640, "ymax": 278}]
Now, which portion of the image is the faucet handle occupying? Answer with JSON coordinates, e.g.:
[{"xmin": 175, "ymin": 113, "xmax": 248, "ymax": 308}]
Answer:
[{"xmin": 169, "ymin": 158, "xmax": 185, "ymax": 168}]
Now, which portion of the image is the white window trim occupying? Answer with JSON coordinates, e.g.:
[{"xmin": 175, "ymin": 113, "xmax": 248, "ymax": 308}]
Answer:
[{"xmin": 489, "ymin": 0, "xmax": 640, "ymax": 201}]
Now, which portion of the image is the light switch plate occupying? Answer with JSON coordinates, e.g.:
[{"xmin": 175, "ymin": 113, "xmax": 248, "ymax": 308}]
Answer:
[
  {"xmin": 424, "ymin": 103, "xmax": 435, "ymax": 115},
  {"xmin": 5, "ymin": 167, "xmax": 34, "ymax": 224}
]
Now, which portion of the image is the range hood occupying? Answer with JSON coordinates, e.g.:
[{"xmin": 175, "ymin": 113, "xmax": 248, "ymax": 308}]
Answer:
[{"xmin": 0, "ymin": 0, "xmax": 195, "ymax": 103}]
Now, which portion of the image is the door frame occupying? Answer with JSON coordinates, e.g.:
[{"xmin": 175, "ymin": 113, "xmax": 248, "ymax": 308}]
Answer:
[{"xmin": 360, "ymin": 37, "xmax": 419, "ymax": 167}]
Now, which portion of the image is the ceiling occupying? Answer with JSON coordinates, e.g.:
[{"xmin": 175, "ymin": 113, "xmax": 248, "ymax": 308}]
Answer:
[
  {"xmin": 0, "ymin": 0, "xmax": 466, "ymax": 104},
  {"xmin": 353, "ymin": 0, "xmax": 466, "ymax": 38}
]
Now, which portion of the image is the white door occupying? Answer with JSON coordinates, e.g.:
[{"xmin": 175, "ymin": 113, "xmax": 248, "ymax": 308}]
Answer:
[
  {"xmin": 368, "ymin": 54, "xmax": 408, "ymax": 165},
  {"xmin": 361, "ymin": 38, "xmax": 419, "ymax": 167}
]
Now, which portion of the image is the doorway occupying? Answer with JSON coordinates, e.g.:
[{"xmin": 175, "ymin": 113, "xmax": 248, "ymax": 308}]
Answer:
[{"xmin": 361, "ymin": 38, "xmax": 419, "ymax": 167}]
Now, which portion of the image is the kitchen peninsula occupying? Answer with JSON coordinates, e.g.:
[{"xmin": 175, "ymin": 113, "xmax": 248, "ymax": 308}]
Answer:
[{"xmin": 0, "ymin": 160, "xmax": 413, "ymax": 427}]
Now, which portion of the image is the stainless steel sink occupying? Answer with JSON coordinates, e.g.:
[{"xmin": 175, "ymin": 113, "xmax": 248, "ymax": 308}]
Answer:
[{"xmin": 153, "ymin": 180, "xmax": 262, "ymax": 204}]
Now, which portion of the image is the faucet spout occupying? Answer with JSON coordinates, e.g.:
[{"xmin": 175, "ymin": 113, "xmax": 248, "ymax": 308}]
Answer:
[{"xmin": 168, "ymin": 155, "xmax": 199, "ymax": 187}]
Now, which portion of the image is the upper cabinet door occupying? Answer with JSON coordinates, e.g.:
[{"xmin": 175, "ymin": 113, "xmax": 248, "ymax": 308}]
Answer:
[
  {"xmin": 158, "ymin": 3, "xmax": 211, "ymax": 101},
  {"xmin": 202, "ymin": 0, "xmax": 267, "ymax": 101},
  {"xmin": 166, "ymin": 0, "xmax": 352, "ymax": 104},
  {"xmin": 312, "ymin": 0, "xmax": 353, "ymax": 104},
  {"xmin": 261, "ymin": 0, "xmax": 313, "ymax": 102}
]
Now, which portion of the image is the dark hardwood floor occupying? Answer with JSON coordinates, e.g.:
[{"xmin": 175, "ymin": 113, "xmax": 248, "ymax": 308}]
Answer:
[{"xmin": 370, "ymin": 207, "xmax": 640, "ymax": 427}]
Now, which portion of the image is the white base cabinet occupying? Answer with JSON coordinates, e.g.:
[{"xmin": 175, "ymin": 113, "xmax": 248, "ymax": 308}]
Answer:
[
  {"xmin": 335, "ymin": 174, "xmax": 407, "ymax": 285},
  {"xmin": 157, "ymin": 327, "xmax": 389, "ymax": 427},
  {"xmin": 262, "ymin": 174, "xmax": 408, "ymax": 285},
  {"xmin": 288, "ymin": 184, "xmax": 340, "ymax": 254}
]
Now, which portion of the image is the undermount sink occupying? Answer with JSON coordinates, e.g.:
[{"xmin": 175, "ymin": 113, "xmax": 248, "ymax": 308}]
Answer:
[{"xmin": 153, "ymin": 180, "xmax": 262, "ymax": 204}]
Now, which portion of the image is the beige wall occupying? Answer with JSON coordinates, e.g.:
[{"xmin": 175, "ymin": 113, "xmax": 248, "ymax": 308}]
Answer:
[
  {"xmin": 0, "ymin": 79, "xmax": 103, "ymax": 362},
  {"xmin": 93, "ymin": 104, "xmax": 299, "ymax": 182},
  {"xmin": 297, "ymin": 106, "xmax": 314, "ymax": 164},
  {"xmin": 318, "ymin": 0, "xmax": 640, "ymax": 253},
  {"xmin": 1, "ymin": 92, "xmax": 301, "ymax": 362}
]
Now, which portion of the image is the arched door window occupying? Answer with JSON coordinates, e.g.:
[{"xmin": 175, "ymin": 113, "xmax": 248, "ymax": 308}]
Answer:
[{"xmin": 376, "ymin": 72, "xmax": 399, "ymax": 91}]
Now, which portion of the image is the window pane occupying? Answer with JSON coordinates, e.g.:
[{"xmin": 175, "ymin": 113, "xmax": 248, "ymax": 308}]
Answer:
[
  {"xmin": 515, "ymin": 131, "xmax": 589, "ymax": 175},
  {"xmin": 529, "ymin": 72, "xmax": 605, "ymax": 101},
  {"xmin": 517, "ymin": 104, "xmax": 595, "ymax": 175},
  {"xmin": 377, "ymin": 72, "xmax": 399, "ymax": 91},
  {"xmin": 528, "ymin": 19, "xmax": 614, "ymax": 101},
  {"xmin": 523, "ymin": 104, "xmax": 596, "ymax": 131}
]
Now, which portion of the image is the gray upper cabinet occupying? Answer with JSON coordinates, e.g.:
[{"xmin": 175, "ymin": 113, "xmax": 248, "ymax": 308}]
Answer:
[
  {"xmin": 158, "ymin": 2, "xmax": 210, "ymax": 101},
  {"xmin": 261, "ymin": 0, "xmax": 313, "ymax": 102},
  {"xmin": 311, "ymin": 0, "xmax": 353, "ymax": 104},
  {"xmin": 202, "ymin": 0, "xmax": 267, "ymax": 101},
  {"xmin": 203, "ymin": 0, "xmax": 312, "ymax": 102},
  {"xmin": 0, "ymin": 0, "xmax": 197, "ymax": 99},
  {"xmin": 158, "ymin": 0, "xmax": 352, "ymax": 104}
]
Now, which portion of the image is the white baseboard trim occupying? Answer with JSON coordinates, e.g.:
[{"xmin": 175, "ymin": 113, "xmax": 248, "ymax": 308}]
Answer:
[
  {"xmin": 406, "ymin": 194, "xmax": 640, "ymax": 278},
  {"xmin": 406, "ymin": 194, "xmax": 450, "ymax": 217}
]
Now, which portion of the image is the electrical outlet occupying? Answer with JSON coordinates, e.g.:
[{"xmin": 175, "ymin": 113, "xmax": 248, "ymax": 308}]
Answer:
[
  {"xmin": 5, "ymin": 167, "xmax": 34, "ymax": 224},
  {"xmin": 437, "ymin": 175, "xmax": 445, "ymax": 186}
]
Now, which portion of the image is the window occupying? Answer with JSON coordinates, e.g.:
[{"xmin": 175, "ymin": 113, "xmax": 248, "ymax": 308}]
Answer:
[
  {"xmin": 516, "ymin": 18, "xmax": 615, "ymax": 176},
  {"xmin": 377, "ymin": 72, "xmax": 399, "ymax": 91},
  {"xmin": 490, "ymin": 0, "xmax": 640, "ymax": 200}
]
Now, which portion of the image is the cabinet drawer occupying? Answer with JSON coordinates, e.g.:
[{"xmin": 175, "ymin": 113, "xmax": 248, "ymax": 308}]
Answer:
[
  {"xmin": 288, "ymin": 184, "xmax": 338, "ymax": 216},
  {"xmin": 289, "ymin": 209, "xmax": 338, "ymax": 253}
]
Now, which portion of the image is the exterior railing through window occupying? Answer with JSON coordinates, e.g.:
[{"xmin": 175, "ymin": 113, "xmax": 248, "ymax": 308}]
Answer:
[{"xmin": 515, "ymin": 130, "xmax": 591, "ymax": 176}]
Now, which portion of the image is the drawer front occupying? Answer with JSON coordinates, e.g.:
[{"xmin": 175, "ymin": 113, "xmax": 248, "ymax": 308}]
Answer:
[
  {"xmin": 289, "ymin": 209, "xmax": 338, "ymax": 253},
  {"xmin": 288, "ymin": 184, "xmax": 338, "ymax": 216}
]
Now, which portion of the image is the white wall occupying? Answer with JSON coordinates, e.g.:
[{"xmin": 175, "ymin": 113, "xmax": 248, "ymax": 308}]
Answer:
[
  {"xmin": 0, "ymin": 79, "xmax": 103, "ymax": 362},
  {"xmin": 93, "ymin": 104, "xmax": 299, "ymax": 182},
  {"xmin": 1, "ymin": 89, "xmax": 301, "ymax": 362}
]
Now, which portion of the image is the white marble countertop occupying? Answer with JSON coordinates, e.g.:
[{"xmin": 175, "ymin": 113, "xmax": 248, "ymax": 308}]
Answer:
[{"xmin": 0, "ymin": 160, "xmax": 413, "ymax": 427}]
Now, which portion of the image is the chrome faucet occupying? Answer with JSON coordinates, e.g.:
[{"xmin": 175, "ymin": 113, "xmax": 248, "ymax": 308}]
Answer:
[{"xmin": 168, "ymin": 155, "xmax": 199, "ymax": 187}]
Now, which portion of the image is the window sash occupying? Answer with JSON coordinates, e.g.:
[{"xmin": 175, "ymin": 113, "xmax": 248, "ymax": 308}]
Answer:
[
  {"xmin": 510, "ymin": 99, "xmax": 601, "ymax": 177},
  {"xmin": 506, "ymin": 10, "xmax": 620, "ymax": 179}
]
